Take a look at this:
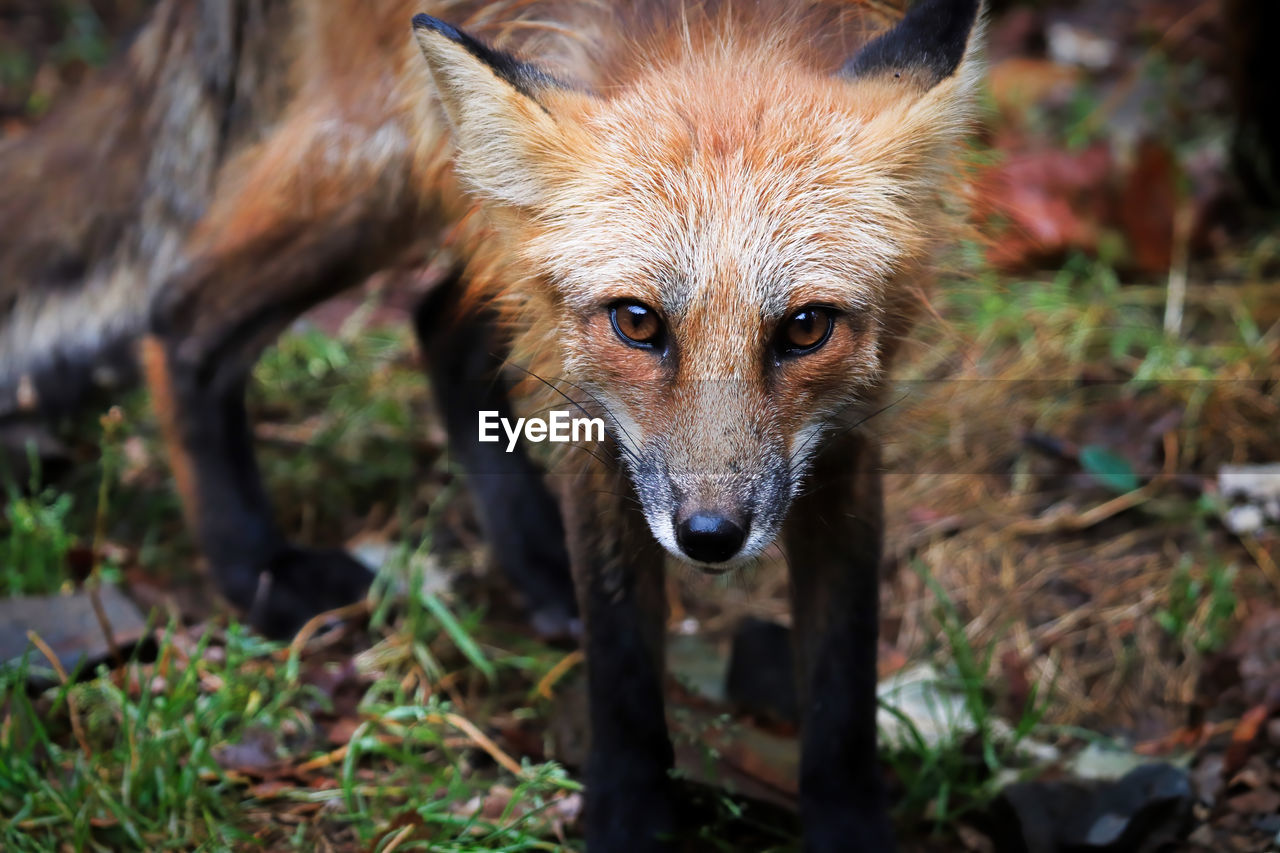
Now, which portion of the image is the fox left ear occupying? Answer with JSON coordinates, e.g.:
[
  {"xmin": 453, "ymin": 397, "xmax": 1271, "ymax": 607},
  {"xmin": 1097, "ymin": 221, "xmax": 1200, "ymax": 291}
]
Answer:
[
  {"xmin": 843, "ymin": 0, "xmax": 983, "ymax": 91},
  {"xmin": 413, "ymin": 15, "xmax": 574, "ymax": 208}
]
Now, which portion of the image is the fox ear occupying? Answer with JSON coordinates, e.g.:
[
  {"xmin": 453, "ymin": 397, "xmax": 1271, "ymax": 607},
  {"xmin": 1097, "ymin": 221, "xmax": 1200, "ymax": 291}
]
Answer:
[
  {"xmin": 413, "ymin": 15, "xmax": 569, "ymax": 208},
  {"xmin": 843, "ymin": 0, "xmax": 983, "ymax": 91}
]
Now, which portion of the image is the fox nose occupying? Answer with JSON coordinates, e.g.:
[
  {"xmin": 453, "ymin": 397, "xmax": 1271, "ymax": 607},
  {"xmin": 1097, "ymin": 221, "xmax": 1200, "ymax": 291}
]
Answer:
[{"xmin": 676, "ymin": 512, "xmax": 747, "ymax": 564}]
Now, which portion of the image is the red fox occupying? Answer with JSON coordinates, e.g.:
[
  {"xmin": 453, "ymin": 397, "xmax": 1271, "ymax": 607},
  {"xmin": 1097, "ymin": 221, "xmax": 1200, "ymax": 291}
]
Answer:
[{"xmin": 0, "ymin": 0, "xmax": 983, "ymax": 848}]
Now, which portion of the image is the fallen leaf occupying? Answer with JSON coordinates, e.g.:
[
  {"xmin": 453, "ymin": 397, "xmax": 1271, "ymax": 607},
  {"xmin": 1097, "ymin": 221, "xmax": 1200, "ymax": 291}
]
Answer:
[
  {"xmin": 1224, "ymin": 706, "xmax": 1272, "ymax": 779},
  {"xmin": 973, "ymin": 142, "xmax": 1113, "ymax": 270},
  {"xmin": 213, "ymin": 729, "xmax": 281, "ymax": 776},
  {"xmin": 1079, "ymin": 444, "xmax": 1140, "ymax": 494},
  {"xmin": 324, "ymin": 716, "xmax": 361, "ymax": 747},
  {"xmin": 1225, "ymin": 788, "xmax": 1280, "ymax": 815},
  {"xmin": 1118, "ymin": 139, "xmax": 1179, "ymax": 274}
]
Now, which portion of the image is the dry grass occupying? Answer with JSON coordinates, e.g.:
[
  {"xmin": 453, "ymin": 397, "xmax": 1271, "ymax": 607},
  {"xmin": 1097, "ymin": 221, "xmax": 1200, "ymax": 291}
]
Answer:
[{"xmin": 873, "ymin": 269, "xmax": 1280, "ymax": 733}]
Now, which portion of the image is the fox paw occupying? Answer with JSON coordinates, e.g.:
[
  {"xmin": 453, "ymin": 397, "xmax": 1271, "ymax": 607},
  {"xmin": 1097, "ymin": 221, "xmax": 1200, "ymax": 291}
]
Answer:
[
  {"xmin": 529, "ymin": 603, "xmax": 582, "ymax": 645},
  {"xmin": 219, "ymin": 546, "xmax": 373, "ymax": 639}
]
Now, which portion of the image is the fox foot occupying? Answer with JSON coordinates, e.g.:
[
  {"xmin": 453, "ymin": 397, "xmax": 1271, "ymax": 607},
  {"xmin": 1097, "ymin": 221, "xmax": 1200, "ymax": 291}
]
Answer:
[{"xmin": 215, "ymin": 546, "xmax": 374, "ymax": 639}]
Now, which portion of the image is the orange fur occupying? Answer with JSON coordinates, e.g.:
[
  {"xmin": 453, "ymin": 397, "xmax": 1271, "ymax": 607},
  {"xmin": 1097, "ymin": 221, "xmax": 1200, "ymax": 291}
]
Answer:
[
  {"xmin": 139, "ymin": 336, "xmax": 201, "ymax": 531},
  {"xmin": 411, "ymin": 0, "xmax": 981, "ymax": 559}
]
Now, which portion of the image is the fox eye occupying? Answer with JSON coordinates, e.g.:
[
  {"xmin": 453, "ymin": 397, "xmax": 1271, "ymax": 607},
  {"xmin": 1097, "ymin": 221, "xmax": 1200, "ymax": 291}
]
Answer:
[
  {"xmin": 610, "ymin": 301, "xmax": 665, "ymax": 349},
  {"xmin": 777, "ymin": 306, "xmax": 834, "ymax": 356}
]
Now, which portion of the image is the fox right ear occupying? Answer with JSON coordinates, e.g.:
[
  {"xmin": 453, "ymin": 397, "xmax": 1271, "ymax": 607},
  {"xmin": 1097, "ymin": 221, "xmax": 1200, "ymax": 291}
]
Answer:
[
  {"xmin": 413, "ymin": 15, "xmax": 572, "ymax": 208},
  {"xmin": 843, "ymin": 0, "xmax": 983, "ymax": 92}
]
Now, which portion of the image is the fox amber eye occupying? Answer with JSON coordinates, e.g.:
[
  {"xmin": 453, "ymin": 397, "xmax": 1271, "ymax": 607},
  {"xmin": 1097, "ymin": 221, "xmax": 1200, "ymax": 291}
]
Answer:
[
  {"xmin": 610, "ymin": 301, "xmax": 664, "ymax": 349},
  {"xmin": 778, "ymin": 307, "xmax": 834, "ymax": 356}
]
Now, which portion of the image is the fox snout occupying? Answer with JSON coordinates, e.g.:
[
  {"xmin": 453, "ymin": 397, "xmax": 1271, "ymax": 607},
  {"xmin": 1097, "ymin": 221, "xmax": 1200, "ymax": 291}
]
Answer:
[
  {"xmin": 647, "ymin": 458, "xmax": 791, "ymax": 568},
  {"xmin": 625, "ymin": 418, "xmax": 795, "ymax": 570},
  {"xmin": 674, "ymin": 509, "xmax": 749, "ymax": 565}
]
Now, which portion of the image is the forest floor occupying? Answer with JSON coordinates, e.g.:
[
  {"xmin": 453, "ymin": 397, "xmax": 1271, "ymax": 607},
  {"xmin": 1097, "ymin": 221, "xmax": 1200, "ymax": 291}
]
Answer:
[{"xmin": 2, "ymin": 1, "xmax": 1279, "ymax": 850}]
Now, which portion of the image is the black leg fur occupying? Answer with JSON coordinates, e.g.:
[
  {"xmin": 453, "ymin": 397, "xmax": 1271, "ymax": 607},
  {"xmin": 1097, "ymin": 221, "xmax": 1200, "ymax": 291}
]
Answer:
[
  {"xmin": 140, "ymin": 172, "xmax": 425, "ymax": 638},
  {"xmin": 784, "ymin": 433, "xmax": 895, "ymax": 853},
  {"xmin": 142, "ymin": 334, "xmax": 372, "ymax": 639},
  {"xmin": 413, "ymin": 276, "xmax": 578, "ymax": 638},
  {"xmin": 562, "ymin": 465, "xmax": 675, "ymax": 851}
]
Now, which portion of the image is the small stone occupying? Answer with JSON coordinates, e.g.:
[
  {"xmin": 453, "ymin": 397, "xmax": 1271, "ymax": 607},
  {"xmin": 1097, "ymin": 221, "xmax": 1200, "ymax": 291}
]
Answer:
[
  {"xmin": 1252, "ymin": 813, "xmax": 1280, "ymax": 835},
  {"xmin": 1225, "ymin": 504, "xmax": 1265, "ymax": 535},
  {"xmin": 1226, "ymin": 788, "xmax": 1280, "ymax": 815},
  {"xmin": 1190, "ymin": 753, "xmax": 1226, "ymax": 805},
  {"xmin": 1185, "ymin": 824, "xmax": 1214, "ymax": 847}
]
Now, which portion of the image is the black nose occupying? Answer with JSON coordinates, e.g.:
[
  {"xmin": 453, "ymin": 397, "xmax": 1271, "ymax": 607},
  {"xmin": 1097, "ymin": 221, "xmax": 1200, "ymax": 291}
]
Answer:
[{"xmin": 676, "ymin": 513, "xmax": 747, "ymax": 564}]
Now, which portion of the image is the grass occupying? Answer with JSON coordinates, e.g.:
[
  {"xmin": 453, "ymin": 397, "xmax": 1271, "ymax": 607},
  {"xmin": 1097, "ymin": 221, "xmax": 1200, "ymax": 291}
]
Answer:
[
  {"xmin": 0, "ymin": 317, "xmax": 589, "ymax": 851},
  {"xmin": 879, "ymin": 562, "xmax": 1053, "ymax": 831},
  {"xmin": 1154, "ymin": 553, "xmax": 1238, "ymax": 655},
  {"xmin": 248, "ymin": 322, "xmax": 433, "ymax": 549},
  {"xmin": 880, "ymin": 234, "xmax": 1278, "ymax": 732},
  {"xmin": 3, "ymin": 624, "xmax": 303, "ymax": 850},
  {"xmin": 1, "ymin": 455, "xmax": 74, "ymax": 596},
  {"xmin": 0, "ymin": 570, "xmax": 584, "ymax": 851}
]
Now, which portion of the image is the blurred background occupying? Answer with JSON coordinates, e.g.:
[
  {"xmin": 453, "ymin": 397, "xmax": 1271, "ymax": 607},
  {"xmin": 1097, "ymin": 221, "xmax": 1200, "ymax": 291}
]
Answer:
[{"xmin": 1, "ymin": 1, "xmax": 1278, "ymax": 850}]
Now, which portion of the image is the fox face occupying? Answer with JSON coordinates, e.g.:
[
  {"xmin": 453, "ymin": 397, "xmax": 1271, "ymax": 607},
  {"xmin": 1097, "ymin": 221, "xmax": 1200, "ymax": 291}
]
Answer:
[{"xmin": 416, "ymin": 1, "xmax": 982, "ymax": 568}]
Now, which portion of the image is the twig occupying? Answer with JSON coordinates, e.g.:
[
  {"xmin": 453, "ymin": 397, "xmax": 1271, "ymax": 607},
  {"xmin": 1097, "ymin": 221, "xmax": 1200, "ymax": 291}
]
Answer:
[
  {"xmin": 1240, "ymin": 535, "xmax": 1280, "ymax": 598},
  {"xmin": 1006, "ymin": 481, "xmax": 1159, "ymax": 535},
  {"xmin": 85, "ymin": 584, "xmax": 121, "ymax": 671},
  {"xmin": 430, "ymin": 712, "xmax": 526, "ymax": 778},
  {"xmin": 89, "ymin": 407, "xmax": 127, "ymax": 668},
  {"xmin": 1163, "ymin": 202, "xmax": 1194, "ymax": 336},
  {"xmin": 286, "ymin": 600, "xmax": 369, "ymax": 662},
  {"xmin": 26, "ymin": 630, "xmax": 91, "ymax": 760},
  {"xmin": 381, "ymin": 824, "xmax": 416, "ymax": 853},
  {"xmin": 534, "ymin": 650, "xmax": 583, "ymax": 700},
  {"xmin": 295, "ymin": 743, "xmax": 353, "ymax": 774}
]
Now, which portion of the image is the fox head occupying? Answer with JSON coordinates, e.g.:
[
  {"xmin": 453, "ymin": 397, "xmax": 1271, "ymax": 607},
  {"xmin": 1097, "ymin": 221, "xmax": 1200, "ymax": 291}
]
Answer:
[{"xmin": 415, "ymin": 0, "xmax": 983, "ymax": 568}]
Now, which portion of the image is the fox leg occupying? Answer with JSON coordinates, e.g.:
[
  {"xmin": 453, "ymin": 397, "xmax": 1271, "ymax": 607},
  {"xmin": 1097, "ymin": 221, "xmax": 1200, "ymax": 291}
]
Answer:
[
  {"xmin": 563, "ymin": 463, "xmax": 674, "ymax": 850},
  {"xmin": 142, "ymin": 332, "xmax": 373, "ymax": 638},
  {"xmin": 412, "ymin": 276, "xmax": 578, "ymax": 638},
  {"xmin": 142, "ymin": 109, "xmax": 425, "ymax": 635},
  {"xmin": 145, "ymin": 212, "xmax": 405, "ymax": 637},
  {"xmin": 784, "ymin": 432, "xmax": 895, "ymax": 853}
]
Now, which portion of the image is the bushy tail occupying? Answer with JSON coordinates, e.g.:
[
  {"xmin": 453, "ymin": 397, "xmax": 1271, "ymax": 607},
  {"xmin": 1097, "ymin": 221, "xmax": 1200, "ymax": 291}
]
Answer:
[{"xmin": 0, "ymin": 0, "xmax": 291, "ymax": 421}]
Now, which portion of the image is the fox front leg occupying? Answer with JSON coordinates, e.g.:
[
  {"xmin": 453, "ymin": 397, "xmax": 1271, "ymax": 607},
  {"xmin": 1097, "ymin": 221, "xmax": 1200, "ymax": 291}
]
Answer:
[
  {"xmin": 784, "ymin": 432, "xmax": 894, "ymax": 853},
  {"xmin": 412, "ymin": 275, "xmax": 578, "ymax": 639},
  {"xmin": 140, "ymin": 122, "xmax": 420, "ymax": 635},
  {"xmin": 562, "ymin": 462, "xmax": 675, "ymax": 851},
  {"xmin": 141, "ymin": 332, "xmax": 373, "ymax": 638}
]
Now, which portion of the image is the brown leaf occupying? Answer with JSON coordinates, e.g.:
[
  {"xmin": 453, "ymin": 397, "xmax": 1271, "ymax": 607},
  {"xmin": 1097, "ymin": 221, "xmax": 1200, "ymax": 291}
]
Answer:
[
  {"xmin": 1228, "ymin": 755, "xmax": 1272, "ymax": 793},
  {"xmin": 999, "ymin": 650, "xmax": 1033, "ymax": 717},
  {"xmin": 878, "ymin": 641, "xmax": 909, "ymax": 680},
  {"xmin": 213, "ymin": 729, "xmax": 281, "ymax": 776},
  {"xmin": 1223, "ymin": 705, "xmax": 1271, "ymax": 779},
  {"xmin": 247, "ymin": 779, "xmax": 295, "ymax": 799},
  {"xmin": 974, "ymin": 141, "xmax": 1113, "ymax": 271},
  {"xmin": 1225, "ymin": 787, "xmax": 1280, "ymax": 815},
  {"xmin": 1135, "ymin": 721, "xmax": 1221, "ymax": 756},
  {"xmin": 1118, "ymin": 139, "xmax": 1179, "ymax": 274},
  {"xmin": 324, "ymin": 716, "xmax": 362, "ymax": 747}
]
